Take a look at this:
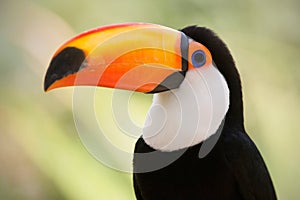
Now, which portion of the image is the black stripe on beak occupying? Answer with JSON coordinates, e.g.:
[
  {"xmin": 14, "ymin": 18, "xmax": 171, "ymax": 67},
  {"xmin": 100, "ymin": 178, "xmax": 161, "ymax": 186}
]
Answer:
[{"xmin": 148, "ymin": 32, "xmax": 189, "ymax": 93}]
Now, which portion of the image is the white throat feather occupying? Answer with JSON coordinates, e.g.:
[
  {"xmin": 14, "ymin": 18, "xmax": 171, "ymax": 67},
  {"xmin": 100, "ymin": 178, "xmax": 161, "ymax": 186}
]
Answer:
[{"xmin": 142, "ymin": 64, "xmax": 230, "ymax": 152}]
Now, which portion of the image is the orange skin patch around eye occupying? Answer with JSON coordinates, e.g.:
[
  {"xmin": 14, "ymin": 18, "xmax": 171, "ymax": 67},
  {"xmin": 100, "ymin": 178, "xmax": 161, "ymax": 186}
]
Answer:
[{"xmin": 188, "ymin": 41, "xmax": 212, "ymax": 70}]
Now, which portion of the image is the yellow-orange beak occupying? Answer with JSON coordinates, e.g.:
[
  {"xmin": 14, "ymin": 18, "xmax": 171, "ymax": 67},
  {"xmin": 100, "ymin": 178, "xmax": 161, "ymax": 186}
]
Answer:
[{"xmin": 44, "ymin": 23, "xmax": 212, "ymax": 93}]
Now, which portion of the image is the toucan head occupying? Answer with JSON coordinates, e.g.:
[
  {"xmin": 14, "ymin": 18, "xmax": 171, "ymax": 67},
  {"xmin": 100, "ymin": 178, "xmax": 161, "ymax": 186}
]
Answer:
[{"xmin": 44, "ymin": 23, "xmax": 243, "ymax": 151}]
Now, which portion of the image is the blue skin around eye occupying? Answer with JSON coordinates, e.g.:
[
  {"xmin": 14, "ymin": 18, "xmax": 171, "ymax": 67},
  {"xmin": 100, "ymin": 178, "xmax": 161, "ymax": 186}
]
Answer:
[{"xmin": 192, "ymin": 50, "xmax": 206, "ymax": 68}]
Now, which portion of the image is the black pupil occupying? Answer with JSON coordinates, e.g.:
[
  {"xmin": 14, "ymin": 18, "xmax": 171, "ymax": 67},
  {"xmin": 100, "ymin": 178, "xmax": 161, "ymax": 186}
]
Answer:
[{"xmin": 194, "ymin": 52, "xmax": 205, "ymax": 64}]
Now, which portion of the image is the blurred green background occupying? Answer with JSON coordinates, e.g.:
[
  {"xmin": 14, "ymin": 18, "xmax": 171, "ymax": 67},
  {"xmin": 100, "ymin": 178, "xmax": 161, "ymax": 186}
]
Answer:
[{"xmin": 1, "ymin": 0, "xmax": 300, "ymax": 199}]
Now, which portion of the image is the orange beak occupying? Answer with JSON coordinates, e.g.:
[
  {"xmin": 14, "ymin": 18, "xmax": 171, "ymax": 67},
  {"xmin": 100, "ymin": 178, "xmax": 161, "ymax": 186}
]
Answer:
[{"xmin": 44, "ymin": 23, "xmax": 212, "ymax": 93}]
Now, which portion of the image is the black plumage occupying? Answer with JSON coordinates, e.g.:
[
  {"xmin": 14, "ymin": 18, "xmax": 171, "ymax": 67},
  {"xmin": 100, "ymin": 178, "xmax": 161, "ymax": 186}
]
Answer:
[{"xmin": 133, "ymin": 26, "xmax": 277, "ymax": 200}]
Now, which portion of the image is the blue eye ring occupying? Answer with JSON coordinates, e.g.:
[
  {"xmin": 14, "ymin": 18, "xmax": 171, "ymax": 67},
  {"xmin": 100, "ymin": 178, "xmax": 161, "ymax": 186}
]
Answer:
[{"xmin": 191, "ymin": 50, "xmax": 206, "ymax": 68}]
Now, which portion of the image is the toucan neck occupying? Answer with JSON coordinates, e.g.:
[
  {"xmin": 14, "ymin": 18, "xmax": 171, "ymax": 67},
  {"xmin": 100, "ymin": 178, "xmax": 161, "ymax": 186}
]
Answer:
[
  {"xmin": 181, "ymin": 26, "xmax": 245, "ymax": 131},
  {"xmin": 224, "ymin": 76, "xmax": 244, "ymax": 131}
]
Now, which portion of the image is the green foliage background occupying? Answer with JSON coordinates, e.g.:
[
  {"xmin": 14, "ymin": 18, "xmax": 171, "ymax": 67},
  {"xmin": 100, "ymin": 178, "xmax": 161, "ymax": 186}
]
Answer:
[{"xmin": 1, "ymin": 0, "xmax": 299, "ymax": 199}]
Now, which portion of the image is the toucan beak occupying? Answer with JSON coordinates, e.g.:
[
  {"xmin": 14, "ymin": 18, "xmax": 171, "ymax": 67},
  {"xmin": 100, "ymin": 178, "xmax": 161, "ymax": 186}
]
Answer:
[{"xmin": 44, "ymin": 23, "xmax": 211, "ymax": 93}]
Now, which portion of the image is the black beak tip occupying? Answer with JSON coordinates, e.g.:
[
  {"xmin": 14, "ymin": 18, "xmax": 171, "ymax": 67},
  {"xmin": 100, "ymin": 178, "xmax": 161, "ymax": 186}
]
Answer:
[
  {"xmin": 43, "ymin": 73, "xmax": 57, "ymax": 92},
  {"xmin": 43, "ymin": 47, "xmax": 86, "ymax": 92},
  {"xmin": 43, "ymin": 79, "xmax": 50, "ymax": 92}
]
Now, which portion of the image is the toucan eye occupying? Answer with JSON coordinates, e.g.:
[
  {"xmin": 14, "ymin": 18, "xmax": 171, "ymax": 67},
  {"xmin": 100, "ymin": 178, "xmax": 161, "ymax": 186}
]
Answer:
[{"xmin": 191, "ymin": 50, "xmax": 206, "ymax": 68}]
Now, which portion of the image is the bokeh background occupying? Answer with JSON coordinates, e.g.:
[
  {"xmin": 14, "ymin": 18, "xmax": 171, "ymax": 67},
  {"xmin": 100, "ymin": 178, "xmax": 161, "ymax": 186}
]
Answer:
[{"xmin": 1, "ymin": 0, "xmax": 300, "ymax": 199}]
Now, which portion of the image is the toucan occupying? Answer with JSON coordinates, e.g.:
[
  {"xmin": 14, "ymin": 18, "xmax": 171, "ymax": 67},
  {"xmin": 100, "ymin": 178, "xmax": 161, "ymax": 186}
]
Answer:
[{"xmin": 44, "ymin": 23, "xmax": 277, "ymax": 200}]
